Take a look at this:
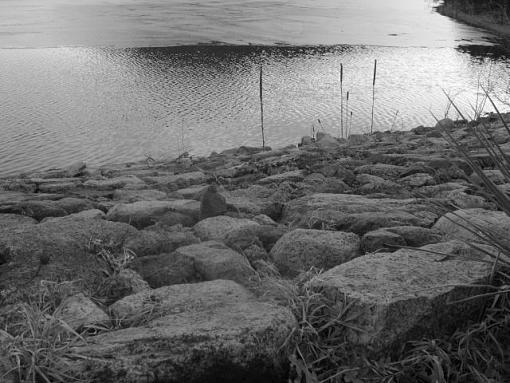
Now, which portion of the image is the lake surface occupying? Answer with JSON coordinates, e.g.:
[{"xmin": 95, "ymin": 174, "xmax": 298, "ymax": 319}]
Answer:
[{"xmin": 0, "ymin": 0, "xmax": 509, "ymax": 176}]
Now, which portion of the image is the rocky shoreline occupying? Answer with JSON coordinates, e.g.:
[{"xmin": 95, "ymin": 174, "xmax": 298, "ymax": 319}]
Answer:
[{"xmin": 1, "ymin": 115, "xmax": 510, "ymax": 382}]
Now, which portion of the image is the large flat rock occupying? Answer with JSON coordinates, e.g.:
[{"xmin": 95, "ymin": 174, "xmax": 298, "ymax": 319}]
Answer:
[
  {"xmin": 106, "ymin": 200, "xmax": 200, "ymax": 229},
  {"xmin": 314, "ymin": 241, "xmax": 496, "ymax": 353},
  {"xmin": 281, "ymin": 193, "xmax": 437, "ymax": 234},
  {"xmin": 71, "ymin": 280, "xmax": 295, "ymax": 383}
]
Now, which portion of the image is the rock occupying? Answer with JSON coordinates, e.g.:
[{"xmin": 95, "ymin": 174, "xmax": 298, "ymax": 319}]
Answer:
[
  {"xmin": 64, "ymin": 161, "xmax": 87, "ymax": 177},
  {"xmin": 143, "ymin": 171, "xmax": 207, "ymax": 190},
  {"xmin": 361, "ymin": 229, "xmax": 406, "ymax": 253},
  {"xmin": 400, "ymin": 173, "xmax": 435, "ymax": 187},
  {"xmin": 348, "ymin": 134, "xmax": 370, "ymax": 145},
  {"xmin": 255, "ymin": 225, "xmax": 288, "ymax": 251},
  {"xmin": 384, "ymin": 226, "xmax": 443, "ymax": 247},
  {"xmin": 38, "ymin": 181, "xmax": 80, "ymax": 193},
  {"xmin": 56, "ymin": 293, "xmax": 110, "ymax": 330},
  {"xmin": 356, "ymin": 174, "xmax": 402, "ymax": 194},
  {"xmin": 355, "ymin": 164, "xmax": 406, "ymax": 179},
  {"xmin": 281, "ymin": 194, "xmax": 435, "ymax": 234},
  {"xmin": 199, "ymin": 184, "xmax": 227, "ymax": 219},
  {"xmin": 106, "ymin": 200, "xmax": 200, "ymax": 229},
  {"xmin": 175, "ymin": 185, "xmax": 209, "ymax": 200},
  {"xmin": 445, "ymin": 189, "xmax": 489, "ymax": 209},
  {"xmin": 471, "ymin": 169, "xmax": 507, "ymax": 186},
  {"xmin": 17, "ymin": 200, "xmax": 68, "ymax": 221},
  {"xmin": 242, "ymin": 244, "xmax": 269, "ymax": 262},
  {"xmin": 433, "ymin": 208, "xmax": 510, "ymax": 246},
  {"xmin": 54, "ymin": 197, "xmax": 96, "ymax": 214},
  {"xmin": 270, "ymin": 229, "xmax": 361, "ymax": 276},
  {"xmin": 300, "ymin": 136, "xmax": 314, "ymax": 146},
  {"xmin": 0, "ymin": 218, "xmax": 140, "ymax": 305},
  {"xmin": 96, "ymin": 269, "xmax": 150, "ymax": 305},
  {"xmin": 314, "ymin": 240, "xmax": 497, "ymax": 353},
  {"xmin": 72, "ymin": 280, "xmax": 294, "ymax": 382},
  {"xmin": 258, "ymin": 170, "xmax": 305, "ymax": 185},
  {"xmin": 42, "ymin": 209, "xmax": 105, "ymax": 222},
  {"xmin": 174, "ymin": 241, "xmax": 255, "ymax": 284},
  {"xmin": 84, "ymin": 176, "xmax": 146, "ymax": 190},
  {"xmin": 0, "ymin": 213, "xmax": 37, "ymax": 228},
  {"xmin": 316, "ymin": 133, "xmax": 341, "ymax": 150},
  {"xmin": 124, "ymin": 227, "xmax": 199, "ymax": 257},
  {"xmin": 252, "ymin": 214, "xmax": 277, "ymax": 226},
  {"xmin": 131, "ymin": 252, "xmax": 201, "ymax": 288},
  {"xmin": 155, "ymin": 211, "xmax": 197, "ymax": 227},
  {"xmin": 193, "ymin": 215, "xmax": 259, "ymax": 241},
  {"xmin": 112, "ymin": 189, "xmax": 168, "ymax": 202}
]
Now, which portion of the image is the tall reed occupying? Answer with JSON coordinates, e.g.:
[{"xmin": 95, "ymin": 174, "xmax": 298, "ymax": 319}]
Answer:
[
  {"xmin": 259, "ymin": 65, "xmax": 265, "ymax": 149},
  {"xmin": 340, "ymin": 63, "xmax": 344, "ymax": 138},
  {"xmin": 345, "ymin": 91, "xmax": 350, "ymax": 138},
  {"xmin": 370, "ymin": 59, "xmax": 377, "ymax": 133}
]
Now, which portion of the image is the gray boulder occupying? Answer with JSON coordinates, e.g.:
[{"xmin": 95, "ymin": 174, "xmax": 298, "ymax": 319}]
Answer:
[
  {"xmin": 270, "ymin": 229, "xmax": 360, "ymax": 276},
  {"xmin": 56, "ymin": 293, "xmax": 110, "ymax": 330},
  {"xmin": 193, "ymin": 215, "xmax": 259, "ymax": 241},
  {"xmin": 71, "ymin": 280, "xmax": 295, "ymax": 383},
  {"xmin": 174, "ymin": 241, "xmax": 255, "ymax": 284},
  {"xmin": 106, "ymin": 200, "xmax": 200, "ymax": 229},
  {"xmin": 314, "ymin": 241, "xmax": 498, "ymax": 353}
]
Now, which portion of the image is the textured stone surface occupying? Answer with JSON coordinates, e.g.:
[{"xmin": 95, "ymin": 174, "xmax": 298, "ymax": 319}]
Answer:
[
  {"xmin": 193, "ymin": 215, "xmax": 259, "ymax": 241},
  {"xmin": 281, "ymin": 193, "xmax": 436, "ymax": 234},
  {"xmin": 56, "ymin": 293, "xmax": 110, "ymax": 330},
  {"xmin": 314, "ymin": 241, "xmax": 496, "ymax": 353},
  {"xmin": 174, "ymin": 241, "xmax": 255, "ymax": 284},
  {"xmin": 270, "ymin": 229, "xmax": 361, "ymax": 276},
  {"xmin": 106, "ymin": 200, "xmax": 200, "ymax": 229},
  {"xmin": 72, "ymin": 280, "xmax": 295, "ymax": 383}
]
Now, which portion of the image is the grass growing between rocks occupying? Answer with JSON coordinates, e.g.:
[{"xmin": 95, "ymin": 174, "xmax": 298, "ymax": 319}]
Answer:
[{"xmin": 0, "ymin": 281, "xmax": 90, "ymax": 383}]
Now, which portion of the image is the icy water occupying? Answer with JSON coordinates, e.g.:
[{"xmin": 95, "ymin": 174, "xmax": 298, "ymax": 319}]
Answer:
[{"xmin": 0, "ymin": 0, "xmax": 509, "ymax": 175}]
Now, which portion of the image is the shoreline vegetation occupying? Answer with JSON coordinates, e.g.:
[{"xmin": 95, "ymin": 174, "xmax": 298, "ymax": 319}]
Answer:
[
  {"xmin": 437, "ymin": 0, "xmax": 510, "ymax": 47},
  {"xmin": 0, "ymin": 106, "xmax": 510, "ymax": 381}
]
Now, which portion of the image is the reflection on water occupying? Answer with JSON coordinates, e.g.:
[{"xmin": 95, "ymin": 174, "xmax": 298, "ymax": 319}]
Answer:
[{"xmin": 0, "ymin": 45, "xmax": 509, "ymax": 176}]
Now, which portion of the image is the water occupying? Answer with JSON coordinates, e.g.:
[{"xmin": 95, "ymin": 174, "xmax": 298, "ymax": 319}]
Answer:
[{"xmin": 0, "ymin": 0, "xmax": 509, "ymax": 176}]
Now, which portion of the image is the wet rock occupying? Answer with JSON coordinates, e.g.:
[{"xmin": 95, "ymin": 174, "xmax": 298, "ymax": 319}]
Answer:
[
  {"xmin": 315, "ymin": 240, "xmax": 497, "ymax": 353},
  {"xmin": 72, "ymin": 280, "xmax": 294, "ymax": 383},
  {"xmin": 38, "ymin": 181, "xmax": 81, "ymax": 193},
  {"xmin": 155, "ymin": 211, "xmax": 197, "ymax": 227},
  {"xmin": 361, "ymin": 229, "xmax": 406, "ymax": 253},
  {"xmin": 471, "ymin": 169, "xmax": 507, "ymax": 186},
  {"xmin": 270, "ymin": 229, "xmax": 361, "ymax": 276},
  {"xmin": 281, "ymin": 194, "xmax": 436, "ymax": 234},
  {"xmin": 193, "ymin": 215, "xmax": 259, "ymax": 241},
  {"xmin": 106, "ymin": 200, "xmax": 200, "ymax": 229},
  {"xmin": 56, "ymin": 293, "xmax": 110, "ymax": 330},
  {"xmin": 84, "ymin": 176, "xmax": 146, "ymax": 190},
  {"xmin": 175, "ymin": 184, "xmax": 209, "ymax": 199},
  {"xmin": 131, "ymin": 252, "xmax": 201, "ymax": 288},
  {"xmin": 175, "ymin": 241, "xmax": 255, "ymax": 284},
  {"xmin": 199, "ymin": 184, "xmax": 227, "ymax": 219}
]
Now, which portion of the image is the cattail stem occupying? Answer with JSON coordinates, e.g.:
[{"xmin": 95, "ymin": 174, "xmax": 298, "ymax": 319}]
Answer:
[
  {"xmin": 340, "ymin": 63, "xmax": 344, "ymax": 139},
  {"xmin": 370, "ymin": 59, "xmax": 377, "ymax": 134},
  {"xmin": 346, "ymin": 91, "xmax": 350, "ymax": 138},
  {"xmin": 349, "ymin": 111, "xmax": 353, "ymax": 138},
  {"xmin": 259, "ymin": 65, "xmax": 265, "ymax": 149}
]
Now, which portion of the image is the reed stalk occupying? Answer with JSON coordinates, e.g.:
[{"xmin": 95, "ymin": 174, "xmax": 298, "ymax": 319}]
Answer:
[
  {"xmin": 345, "ymin": 91, "xmax": 350, "ymax": 138},
  {"xmin": 340, "ymin": 63, "xmax": 344, "ymax": 138},
  {"xmin": 370, "ymin": 59, "xmax": 377, "ymax": 134},
  {"xmin": 349, "ymin": 111, "xmax": 353, "ymax": 138},
  {"xmin": 259, "ymin": 65, "xmax": 265, "ymax": 149}
]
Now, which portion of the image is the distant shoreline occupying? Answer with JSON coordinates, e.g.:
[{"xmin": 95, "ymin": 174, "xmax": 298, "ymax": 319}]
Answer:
[{"xmin": 436, "ymin": 4, "xmax": 510, "ymax": 49}]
